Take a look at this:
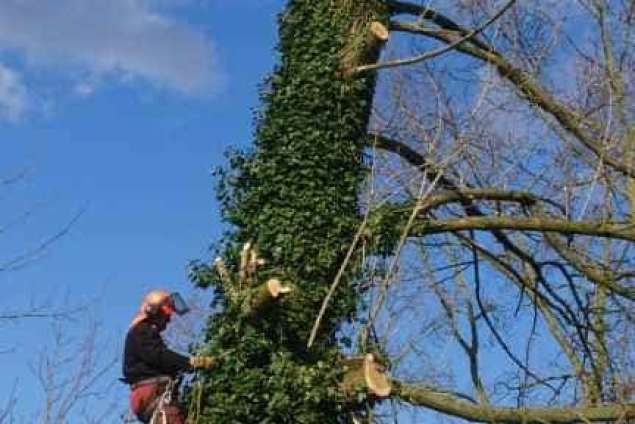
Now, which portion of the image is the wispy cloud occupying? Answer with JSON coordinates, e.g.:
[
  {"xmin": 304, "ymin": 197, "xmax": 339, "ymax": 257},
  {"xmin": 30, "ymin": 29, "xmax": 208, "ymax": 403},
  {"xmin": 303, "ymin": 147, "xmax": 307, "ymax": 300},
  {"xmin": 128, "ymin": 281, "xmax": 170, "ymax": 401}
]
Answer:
[
  {"xmin": 0, "ymin": 0, "xmax": 218, "ymax": 96},
  {"xmin": 0, "ymin": 63, "xmax": 28, "ymax": 122}
]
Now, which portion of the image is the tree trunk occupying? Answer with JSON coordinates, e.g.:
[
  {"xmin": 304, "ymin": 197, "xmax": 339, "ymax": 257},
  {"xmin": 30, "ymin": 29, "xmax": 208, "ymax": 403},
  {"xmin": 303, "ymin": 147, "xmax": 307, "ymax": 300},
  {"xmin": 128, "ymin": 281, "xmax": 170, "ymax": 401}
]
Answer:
[{"xmin": 194, "ymin": 1, "xmax": 389, "ymax": 422}]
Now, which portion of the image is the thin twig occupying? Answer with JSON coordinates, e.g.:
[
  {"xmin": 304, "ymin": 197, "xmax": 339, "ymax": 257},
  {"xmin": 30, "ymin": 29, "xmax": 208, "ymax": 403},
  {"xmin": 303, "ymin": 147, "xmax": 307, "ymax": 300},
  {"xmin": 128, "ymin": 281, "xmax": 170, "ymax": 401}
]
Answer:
[
  {"xmin": 0, "ymin": 207, "xmax": 86, "ymax": 272},
  {"xmin": 307, "ymin": 215, "xmax": 369, "ymax": 349}
]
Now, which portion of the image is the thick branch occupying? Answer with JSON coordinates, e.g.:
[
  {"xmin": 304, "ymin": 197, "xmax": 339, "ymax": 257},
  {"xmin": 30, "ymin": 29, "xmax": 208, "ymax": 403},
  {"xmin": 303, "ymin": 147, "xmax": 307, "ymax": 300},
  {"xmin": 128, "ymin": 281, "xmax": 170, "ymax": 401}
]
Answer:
[
  {"xmin": 341, "ymin": 354, "xmax": 391, "ymax": 398},
  {"xmin": 386, "ymin": 0, "xmax": 494, "ymax": 52},
  {"xmin": 372, "ymin": 133, "xmax": 634, "ymax": 292},
  {"xmin": 545, "ymin": 234, "xmax": 635, "ymax": 302},
  {"xmin": 370, "ymin": 133, "xmax": 457, "ymax": 190},
  {"xmin": 371, "ymin": 134, "xmax": 561, "ymax": 212},
  {"xmin": 414, "ymin": 189, "xmax": 538, "ymax": 214},
  {"xmin": 393, "ymin": 380, "xmax": 634, "ymax": 423},
  {"xmin": 406, "ymin": 216, "xmax": 635, "ymax": 242}
]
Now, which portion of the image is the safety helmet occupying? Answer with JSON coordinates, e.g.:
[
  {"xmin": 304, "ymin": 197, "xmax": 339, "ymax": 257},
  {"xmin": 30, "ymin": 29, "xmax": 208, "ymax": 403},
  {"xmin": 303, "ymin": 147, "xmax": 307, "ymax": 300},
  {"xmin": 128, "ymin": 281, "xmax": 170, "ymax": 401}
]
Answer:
[
  {"xmin": 144, "ymin": 289, "xmax": 190, "ymax": 316},
  {"xmin": 130, "ymin": 289, "xmax": 190, "ymax": 328},
  {"xmin": 144, "ymin": 289, "xmax": 172, "ymax": 316}
]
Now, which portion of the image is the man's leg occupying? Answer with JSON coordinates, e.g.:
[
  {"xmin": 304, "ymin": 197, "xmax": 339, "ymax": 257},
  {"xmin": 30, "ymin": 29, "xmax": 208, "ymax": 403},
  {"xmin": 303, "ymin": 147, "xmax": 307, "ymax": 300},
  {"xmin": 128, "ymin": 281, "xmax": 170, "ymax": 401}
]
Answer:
[
  {"xmin": 130, "ymin": 384, "xmax": 161, "ymax": 423},
  {"xmin": 160, "ymin": 404, "xmax": 185, "ymax": 424}
]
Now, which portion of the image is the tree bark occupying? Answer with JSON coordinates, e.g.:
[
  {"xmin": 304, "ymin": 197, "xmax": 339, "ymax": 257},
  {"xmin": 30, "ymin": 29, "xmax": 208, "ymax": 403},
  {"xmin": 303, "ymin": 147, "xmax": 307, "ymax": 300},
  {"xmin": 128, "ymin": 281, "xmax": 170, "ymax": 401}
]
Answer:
[
  {"xmin": 393, "ymin": 380, "xmax": 634, "ymax": 423},
  {"xmin": 405, "ymin": 216, "xmax": 635, "ymax": 242}
]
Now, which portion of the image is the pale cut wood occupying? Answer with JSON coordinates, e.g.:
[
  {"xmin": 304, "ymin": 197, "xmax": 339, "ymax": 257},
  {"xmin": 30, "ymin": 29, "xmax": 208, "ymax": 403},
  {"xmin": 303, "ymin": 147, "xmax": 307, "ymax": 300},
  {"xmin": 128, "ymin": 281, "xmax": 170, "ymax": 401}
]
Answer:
[
  {"xmin": 340, "ymin": 20, "xmax": 389, "ymax": 77},
  {"xmin": 266, "ymin": 278, "xmax": 292, "ymax": 298},
  {"xmin": 369, "ymin": 21, "xmax": 389, "ymax": 41},
  {"xmin": 244, "ymin": 278, "xmax": 292, "ymax": 318},
  {"xmin": 342, "ymin": 354, "xmax": 391, "ymax": 398}
]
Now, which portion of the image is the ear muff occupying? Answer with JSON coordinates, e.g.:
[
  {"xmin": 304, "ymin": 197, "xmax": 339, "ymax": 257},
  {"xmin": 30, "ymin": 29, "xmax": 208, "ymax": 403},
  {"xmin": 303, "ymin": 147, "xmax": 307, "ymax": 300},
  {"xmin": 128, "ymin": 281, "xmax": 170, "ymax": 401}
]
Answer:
[{"xmin": 160, "ymin": 303, "xmax": 175, "ymax": 316}]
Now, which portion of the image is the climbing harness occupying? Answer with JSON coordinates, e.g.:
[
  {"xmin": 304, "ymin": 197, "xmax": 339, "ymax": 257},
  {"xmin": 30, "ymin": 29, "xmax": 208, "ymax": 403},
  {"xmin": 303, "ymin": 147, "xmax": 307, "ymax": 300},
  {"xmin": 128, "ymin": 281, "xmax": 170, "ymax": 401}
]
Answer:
[{"xmin": 149, "ymin": 378, "xmax": 179, "ymax": 424}]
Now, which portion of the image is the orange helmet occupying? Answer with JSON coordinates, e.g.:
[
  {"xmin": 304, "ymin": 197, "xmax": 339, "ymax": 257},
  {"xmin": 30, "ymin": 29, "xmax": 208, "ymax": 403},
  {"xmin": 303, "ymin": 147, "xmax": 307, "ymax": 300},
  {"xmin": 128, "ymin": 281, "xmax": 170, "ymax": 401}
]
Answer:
[
  {"xmin": 143, "ymin": 289, "xmax": 174, "ymax": 316},
  {"xmin": 129, "ymin": 289, "xmax": 189, "ymax": 328}
]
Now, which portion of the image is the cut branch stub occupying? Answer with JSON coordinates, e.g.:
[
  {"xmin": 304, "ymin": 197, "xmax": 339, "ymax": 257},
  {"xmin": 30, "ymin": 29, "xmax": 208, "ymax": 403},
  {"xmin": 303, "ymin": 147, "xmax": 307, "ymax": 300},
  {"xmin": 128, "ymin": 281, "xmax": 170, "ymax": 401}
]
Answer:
[
  {"xmin": 341, "ymin": 20, "xmax": 389, "ymax": 77},
  {"xmin": 341, "ymin": 353, "xmax": 391, "ymax": 398},
  {"xmin": 243, "ymin": 278, "xmax": 292, "ymax": 318},
  {"xmin": 265, "ymin": 278, "xmax": 292, "ymax": 298},
  {"xmin": 369, "ymin": 21, "xmax": 389, "ymax": 42}
]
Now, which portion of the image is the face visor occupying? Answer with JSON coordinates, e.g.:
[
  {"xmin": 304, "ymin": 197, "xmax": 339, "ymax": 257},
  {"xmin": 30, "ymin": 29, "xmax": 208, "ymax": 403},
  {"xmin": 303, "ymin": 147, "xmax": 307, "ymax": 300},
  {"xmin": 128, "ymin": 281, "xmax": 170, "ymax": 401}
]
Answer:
[{"xmin": 168, "ymin": 292, "xmax": 190, "ymax": 315}]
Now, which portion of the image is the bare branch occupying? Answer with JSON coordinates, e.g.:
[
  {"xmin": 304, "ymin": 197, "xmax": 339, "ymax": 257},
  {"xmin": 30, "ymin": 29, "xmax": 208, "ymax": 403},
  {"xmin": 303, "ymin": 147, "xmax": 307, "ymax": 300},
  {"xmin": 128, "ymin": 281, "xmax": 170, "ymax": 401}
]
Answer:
[
  {"xmin": 0, "ymin": 208, "xmax": 85, "ymax": 272},
  {"xmin": 404, "ymin": 216, "xmax": 635, "ymax": 241},
  {"xmin": 393, "ymin": 380, "xmax": 634, "ymax": 423},
  {"xmin": 388, "ymin": 21, "xmax": 635, "ymax": 178},
  {"xmin": 356, "ymin": 0, "xmax": 516, "ymax": 73},
  {"xmin": 308, "ymin": 215, "xmax": 368, "ymax": 348},
  {"xmin": 386, "ymin": 0, "xmax": 495, "ymax": 52},
  {"xmin": 545, "ymin": 233, "xmax": 635, "ymax": 301}
]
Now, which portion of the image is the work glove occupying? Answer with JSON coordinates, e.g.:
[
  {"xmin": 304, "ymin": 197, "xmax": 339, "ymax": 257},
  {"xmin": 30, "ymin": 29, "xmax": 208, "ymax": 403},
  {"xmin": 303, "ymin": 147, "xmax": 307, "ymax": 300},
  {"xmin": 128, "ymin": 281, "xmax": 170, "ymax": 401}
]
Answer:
[{"xmin": 190, "ymin": 355, "xmax": 215, "ymax": 370}]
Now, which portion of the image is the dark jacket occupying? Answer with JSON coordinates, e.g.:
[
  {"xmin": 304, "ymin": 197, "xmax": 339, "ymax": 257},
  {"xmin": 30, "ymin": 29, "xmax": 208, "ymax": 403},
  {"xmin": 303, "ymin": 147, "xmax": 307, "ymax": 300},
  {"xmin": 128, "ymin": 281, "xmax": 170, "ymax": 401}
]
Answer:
[{"xmin": 122, "ymin": 320, "xmax": 191, "ymax": 385}]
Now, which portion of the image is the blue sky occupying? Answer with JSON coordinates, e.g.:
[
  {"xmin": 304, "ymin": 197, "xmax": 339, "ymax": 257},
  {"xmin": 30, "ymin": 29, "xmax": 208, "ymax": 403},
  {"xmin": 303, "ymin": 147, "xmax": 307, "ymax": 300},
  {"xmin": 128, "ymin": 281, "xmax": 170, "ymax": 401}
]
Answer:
[{"xmin": 0, "ymin": 0, "xmax": 285, "ymax": 421}]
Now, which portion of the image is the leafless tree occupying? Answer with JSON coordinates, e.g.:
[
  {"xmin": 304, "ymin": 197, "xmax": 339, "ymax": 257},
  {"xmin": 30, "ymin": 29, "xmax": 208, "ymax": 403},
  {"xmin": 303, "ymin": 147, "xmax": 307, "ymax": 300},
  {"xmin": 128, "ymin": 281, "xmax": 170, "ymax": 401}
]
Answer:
[
  {"xmin": 352, "ymin": 0, "xmax": 634, "ymax": 421},
  {"xmin": 0, "ymin": 168, "xmax": 84, "ymax": 323},
  {"xmin": 32, "ymin": 320, "xmax": 118, "ymax": 424},
  {"xmin": 0, "ymin": 168, "xmax": 90, "ymax": 420}
]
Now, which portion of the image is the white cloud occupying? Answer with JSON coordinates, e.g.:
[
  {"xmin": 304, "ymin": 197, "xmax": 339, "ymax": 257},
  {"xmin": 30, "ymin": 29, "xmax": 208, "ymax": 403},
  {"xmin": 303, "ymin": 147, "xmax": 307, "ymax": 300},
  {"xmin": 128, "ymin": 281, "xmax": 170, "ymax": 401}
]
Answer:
[
  {"xmin": 0, "ymin": 63, "xmax": 28, "ymax": 121},
  {"xmin": 0, "ymin": 0, "xmax": 219, "ymax": 95}
]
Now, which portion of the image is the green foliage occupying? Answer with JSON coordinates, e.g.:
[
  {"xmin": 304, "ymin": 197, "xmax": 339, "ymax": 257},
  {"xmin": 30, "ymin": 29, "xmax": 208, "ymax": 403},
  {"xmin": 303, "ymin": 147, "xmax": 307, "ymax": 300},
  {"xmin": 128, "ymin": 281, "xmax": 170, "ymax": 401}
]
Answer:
[{"xmin": 191, "ymin": 0, "xmax": 389, "ymax": 421}]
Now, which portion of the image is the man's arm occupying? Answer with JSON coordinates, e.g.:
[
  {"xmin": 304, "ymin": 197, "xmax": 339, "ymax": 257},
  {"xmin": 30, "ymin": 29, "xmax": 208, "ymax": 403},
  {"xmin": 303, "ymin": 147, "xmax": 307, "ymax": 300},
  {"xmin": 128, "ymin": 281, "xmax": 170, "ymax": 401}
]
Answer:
[{"xmin": 132, "ymin": 324, "xmax": 192, "ymax": 374}]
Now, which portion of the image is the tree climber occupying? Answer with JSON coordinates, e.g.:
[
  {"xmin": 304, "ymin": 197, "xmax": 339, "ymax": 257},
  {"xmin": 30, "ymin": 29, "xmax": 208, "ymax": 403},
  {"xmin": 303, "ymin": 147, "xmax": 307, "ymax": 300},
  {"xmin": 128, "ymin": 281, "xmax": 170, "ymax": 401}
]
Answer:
[{"xmin": 122, "ymin": 289, "xmax": 215, "ymax": 424}]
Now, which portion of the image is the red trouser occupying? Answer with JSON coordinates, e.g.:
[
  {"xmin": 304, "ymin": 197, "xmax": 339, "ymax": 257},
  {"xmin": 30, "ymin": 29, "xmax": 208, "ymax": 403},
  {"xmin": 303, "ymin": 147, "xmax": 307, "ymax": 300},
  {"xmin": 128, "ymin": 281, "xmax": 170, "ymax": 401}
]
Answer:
[{"xmin": 130, "ymin": 382, "xmax": 185, "ymax": 424}]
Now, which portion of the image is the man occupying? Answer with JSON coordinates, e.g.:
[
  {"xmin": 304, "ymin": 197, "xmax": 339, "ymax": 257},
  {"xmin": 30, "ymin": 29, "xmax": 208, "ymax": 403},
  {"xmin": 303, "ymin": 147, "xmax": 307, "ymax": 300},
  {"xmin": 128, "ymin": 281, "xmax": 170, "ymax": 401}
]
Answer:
[{"xmin": 123, "ymin": 289, "xmax": 214, "ymax": 423}]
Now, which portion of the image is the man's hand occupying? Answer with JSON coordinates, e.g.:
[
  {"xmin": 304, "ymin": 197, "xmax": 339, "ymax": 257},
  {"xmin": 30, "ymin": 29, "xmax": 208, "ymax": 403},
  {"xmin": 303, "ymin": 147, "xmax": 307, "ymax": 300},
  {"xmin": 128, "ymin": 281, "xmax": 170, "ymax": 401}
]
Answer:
[{"xmin": 190, "ymin": 355, "xmax": 215, "ymax": 370}]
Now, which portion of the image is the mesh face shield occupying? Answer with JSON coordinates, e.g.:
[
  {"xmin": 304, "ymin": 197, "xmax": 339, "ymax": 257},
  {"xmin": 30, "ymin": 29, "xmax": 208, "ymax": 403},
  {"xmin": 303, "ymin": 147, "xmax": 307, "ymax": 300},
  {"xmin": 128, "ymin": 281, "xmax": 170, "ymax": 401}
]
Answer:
[{"xmin": 169, "ymin": 292, "xmax": 190, "ymax": 315}]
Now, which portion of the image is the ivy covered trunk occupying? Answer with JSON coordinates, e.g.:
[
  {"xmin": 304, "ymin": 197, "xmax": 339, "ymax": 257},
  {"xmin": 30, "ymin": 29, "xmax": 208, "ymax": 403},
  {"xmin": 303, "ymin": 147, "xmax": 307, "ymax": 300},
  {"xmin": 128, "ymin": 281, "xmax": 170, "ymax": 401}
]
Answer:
[{"xmin": 191, "ymin": 1, "xmax": 388, "ymax": 422}]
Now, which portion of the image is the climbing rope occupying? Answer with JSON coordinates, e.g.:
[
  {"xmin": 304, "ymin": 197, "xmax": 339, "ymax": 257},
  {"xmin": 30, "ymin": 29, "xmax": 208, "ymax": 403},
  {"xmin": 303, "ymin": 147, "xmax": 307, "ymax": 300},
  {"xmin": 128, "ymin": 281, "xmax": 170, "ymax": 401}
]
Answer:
[
  {"xmin": 149, "ymin": 378, "xmax": 178, "ymax": 424},
  {"xmin": 185, "ymin": 377, "xmax": 204, "ymax": 424}
]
